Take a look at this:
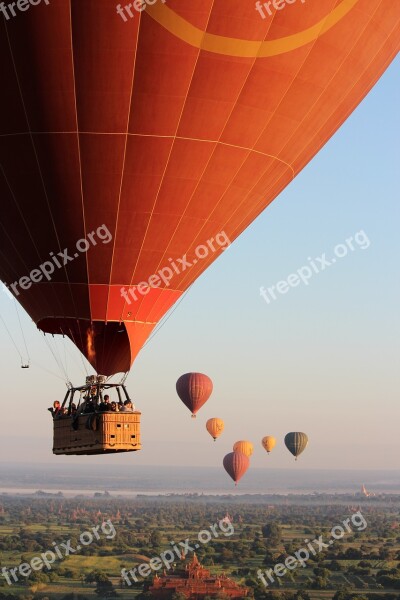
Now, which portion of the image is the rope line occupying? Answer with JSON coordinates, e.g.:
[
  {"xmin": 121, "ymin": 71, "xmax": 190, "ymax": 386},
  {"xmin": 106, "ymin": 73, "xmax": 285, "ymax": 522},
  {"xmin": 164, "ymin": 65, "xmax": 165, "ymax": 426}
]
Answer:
[
  {"xmin": 13, "ymin": 298, "xmax": 30, "ymax": 364},
  {"xmin": 0, "ymin": 312, "xmax": 24, "ymax": 363}
]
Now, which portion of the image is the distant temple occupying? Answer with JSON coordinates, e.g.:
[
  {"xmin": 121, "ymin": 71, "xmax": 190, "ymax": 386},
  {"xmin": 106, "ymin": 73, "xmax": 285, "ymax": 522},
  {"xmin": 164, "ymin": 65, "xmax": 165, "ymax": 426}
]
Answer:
[
  {"xmin": 357, "ymin": 484, "xmax": 375, "ymax": 498},
  {"xmin": 149, "ymin": 553, "xmax": 248, "ymax": 599}
]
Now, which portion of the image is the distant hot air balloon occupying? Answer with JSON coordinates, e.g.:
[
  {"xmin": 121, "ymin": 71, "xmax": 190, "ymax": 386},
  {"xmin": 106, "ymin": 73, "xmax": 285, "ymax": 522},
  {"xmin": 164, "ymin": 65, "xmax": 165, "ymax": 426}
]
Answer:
[
  {"xmin": 0, "ymin": 1, "xmax": 397, "ymax": 378},
  {"xmin": 284, "ymin": 432, "xmax": 308, "ymax": 460},
  {"xmin": 262, "ymin": 436, "xmax": 276, "ymax": 454},
  {"xmin": 233, "ymin": 440, "xmax": 254, "ymax": 458},
  {"xmin": 223, "ymin": 451, "xmax": 249, "ymax": 485},
  {"xmin": 176, "ymin": 373, "xmax": 213, "ymax": 418},
  {"xmin": 206, "ymin": 418, "xmax": 224, "ymax": 441}
]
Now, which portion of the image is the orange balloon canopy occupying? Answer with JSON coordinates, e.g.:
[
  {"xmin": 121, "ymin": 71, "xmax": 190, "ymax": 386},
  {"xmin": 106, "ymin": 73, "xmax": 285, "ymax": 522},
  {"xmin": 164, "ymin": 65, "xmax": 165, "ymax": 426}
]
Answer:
[
  {"xmin": 206, "ymin": 418, "xmax": 225, "ymax": 441},
  {"xmin": 233, "ymin": 440, "xmax": 254, "ymax": 458},
  {"xmin": 0, "ymin": 0, "xmax": 398, "ymax": 375},
  {"xmin": 262, "ymin": 436, "xmax": 277, "ymax": 454}
]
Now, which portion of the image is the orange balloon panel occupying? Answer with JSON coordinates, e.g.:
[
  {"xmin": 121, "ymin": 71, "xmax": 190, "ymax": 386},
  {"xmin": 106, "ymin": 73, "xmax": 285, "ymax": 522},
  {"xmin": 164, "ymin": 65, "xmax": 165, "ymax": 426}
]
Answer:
[
  {"xmin": 233, "ymin": 440, "xmax": 254, "ymax": 458},
  {"xmin": 0, "ymin": 0, "xmax": 398, "ymax": 374}
]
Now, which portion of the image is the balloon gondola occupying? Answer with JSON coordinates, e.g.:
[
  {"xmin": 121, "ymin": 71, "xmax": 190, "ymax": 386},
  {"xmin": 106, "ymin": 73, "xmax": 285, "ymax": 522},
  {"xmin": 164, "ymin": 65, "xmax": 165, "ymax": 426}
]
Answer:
[{"xmin": 52, "ymin": 375, "xmax": 141, "ymax": 456}]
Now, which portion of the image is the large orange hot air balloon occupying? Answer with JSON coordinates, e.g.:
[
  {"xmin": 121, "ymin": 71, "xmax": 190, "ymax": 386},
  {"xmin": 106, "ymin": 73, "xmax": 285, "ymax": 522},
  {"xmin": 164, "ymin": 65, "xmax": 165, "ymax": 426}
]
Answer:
[
  {"xmin": 206, "ymin": 418, "xmax": 224, "ymax": 441},
  {"xmin": 0, "ymin": 1, "xmax": 398, "ymax": 375},
  {"xmin": 176, "ymin": 373, "xmax": 213, "ymax": 417},
  {"xmin": 223, "ymin": 451, "xmax": 250, "ymax": 485},
  {"xmin": 233, "ymin": 440, "xmax": 254, "ymax": 458}
]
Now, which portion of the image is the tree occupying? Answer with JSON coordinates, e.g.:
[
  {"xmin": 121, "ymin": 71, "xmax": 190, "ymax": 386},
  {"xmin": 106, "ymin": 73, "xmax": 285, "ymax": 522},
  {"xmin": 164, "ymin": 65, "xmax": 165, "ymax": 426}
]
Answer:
[
  {"xmin": 311, "ymin": 576, "xmax": 328, "ymax": 589},
  {"xmin": 261, "ymin": 523, "xmax": 282, "ymax": 547},
  {"xmin": 95, "ymin": 576, "xmax": 118, "ymax": 598},
  {"xmin": 150, "ymin": 530, "xmax": 162, "ymax": 548}
]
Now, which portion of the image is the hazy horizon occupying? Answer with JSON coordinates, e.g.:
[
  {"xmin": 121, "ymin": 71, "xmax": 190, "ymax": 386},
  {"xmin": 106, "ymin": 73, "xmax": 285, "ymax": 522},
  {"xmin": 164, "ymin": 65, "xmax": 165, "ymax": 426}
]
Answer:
[{"xmin": 0, "ymin": 463, "xmax": 399, "ymax": 495}]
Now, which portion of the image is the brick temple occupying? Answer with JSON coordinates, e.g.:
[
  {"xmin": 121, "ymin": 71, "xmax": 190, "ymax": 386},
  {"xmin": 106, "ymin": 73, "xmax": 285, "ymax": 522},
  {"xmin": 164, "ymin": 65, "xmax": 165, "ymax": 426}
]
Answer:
[{"xmin": 149, "ymin": 553, "xmax": 248, "ymax": 599}]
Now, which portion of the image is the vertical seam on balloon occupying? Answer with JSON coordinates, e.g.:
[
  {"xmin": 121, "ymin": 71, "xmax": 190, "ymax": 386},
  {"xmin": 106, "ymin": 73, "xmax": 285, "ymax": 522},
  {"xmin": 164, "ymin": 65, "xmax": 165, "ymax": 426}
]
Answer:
[
  {"xmin": 144, "ymin": 10, "xmax": 281, "ymax": 284},
  {"xmin": 175, "ymin": 157, "xmax": 292, "ymax": 294},
  {"xmin": 0, "ymin": 168, "xmax": 52, "ymax": 307},
  {"xmin": 0, "ymin": 35, "xmax": 59, "ymax": 318},
  {"xmin": 119, "ymin": 1, "xmax": 218, "ymax": 330},
  {"xmin": 102, "ymin": 14, "xmax": 142, "ymax": 375},
  {"xmin": 1, "ymin": 17, "xmax": 77, "ymax": 336},
  {"xmin": 225, "ymin": 160, "xmax": 294, "ymax": 241},
  {"xmin": 129, "ymin": 2, "xmax": 216, "ymax": 288},
  {"xmin": 175, "ymin": 0, "xmax": 340, "ymax": 288},
  {"xmin": 68, "ymin": 0, "xmax": 93, "ymax": 371}
]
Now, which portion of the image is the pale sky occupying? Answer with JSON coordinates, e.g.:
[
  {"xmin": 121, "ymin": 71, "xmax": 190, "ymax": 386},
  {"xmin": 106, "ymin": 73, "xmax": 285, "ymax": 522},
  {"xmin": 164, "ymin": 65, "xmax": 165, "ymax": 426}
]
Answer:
[{"xmin": 0, "ymin": 58, "xmax": 399, "ymax": 472}]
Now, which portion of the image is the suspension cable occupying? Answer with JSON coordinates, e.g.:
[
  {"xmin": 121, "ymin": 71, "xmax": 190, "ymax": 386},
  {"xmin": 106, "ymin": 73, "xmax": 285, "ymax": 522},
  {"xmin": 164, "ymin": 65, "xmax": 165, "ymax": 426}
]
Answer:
[
  {"xmin": 141, "ymin": 285, "xmax": 193, "ymax": 350},
  {"xmin": 13, "ymin": 297, "xmax": 30, "ymax": 365},
  {"xmin": 42, "ymin": 333, "xmax": 69, "ymax": 382},
  {"xmin": 0, "ymin": 312, "xmax": 24, "ymax": 364},
  {"xmin": 68, "ymin": 327, "xmax": 89, "ymax": 376}
]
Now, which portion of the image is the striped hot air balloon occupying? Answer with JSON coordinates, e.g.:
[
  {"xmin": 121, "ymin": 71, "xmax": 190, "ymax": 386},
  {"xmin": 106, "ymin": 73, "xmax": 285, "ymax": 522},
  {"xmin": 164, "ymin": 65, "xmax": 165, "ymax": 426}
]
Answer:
[
  {"xmin": 233, "ymin": 440, "xmax": 254, "ymax": 458},
  {"xmin": 223, "ymin": 451, "xmax": 250, "ymax": 485},
  {"xmin": 284, "ymin": 432, "xmax": 309, "ymax": 460},
  {"xmin": 176, "ymin": 373, "xmax": 213, "ymax": 418}
]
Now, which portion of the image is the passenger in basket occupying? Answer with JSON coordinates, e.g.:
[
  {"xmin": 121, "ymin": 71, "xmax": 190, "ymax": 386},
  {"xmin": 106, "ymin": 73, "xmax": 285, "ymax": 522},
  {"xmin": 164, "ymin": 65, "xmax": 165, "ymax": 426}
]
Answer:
[
  {"xmin": 120, "ymin": 400, "xmax": 135, "ymax": 412},
  {"xmin": 110, "ymin": 401, "xmax": 119, "ymax": 412},
  {"xmin": 48, "ymin": 400, "xmax": 61, "ymax": 417},
  {"xmin": 99, "ymin": 395, "xmax": 111, "ymax": 411},
  {"xmin": 83, "ymin": 398, "xmax": 95, "ymax": 413}
]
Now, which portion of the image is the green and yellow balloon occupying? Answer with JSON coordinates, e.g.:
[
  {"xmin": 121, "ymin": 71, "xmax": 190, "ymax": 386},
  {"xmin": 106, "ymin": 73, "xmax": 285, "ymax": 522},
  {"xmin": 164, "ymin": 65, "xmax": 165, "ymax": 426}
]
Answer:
[{"xmin": 284, "ymin": 432, "xmax": 308, "ymax": 460}]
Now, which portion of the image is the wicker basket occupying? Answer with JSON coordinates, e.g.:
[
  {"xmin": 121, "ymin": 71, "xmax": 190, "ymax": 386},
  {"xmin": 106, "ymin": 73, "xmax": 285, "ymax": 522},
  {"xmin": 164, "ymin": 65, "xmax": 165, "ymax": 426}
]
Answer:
[{"xmin": 53, "ymin": 411, "xmax": 141, "ymax": 455}]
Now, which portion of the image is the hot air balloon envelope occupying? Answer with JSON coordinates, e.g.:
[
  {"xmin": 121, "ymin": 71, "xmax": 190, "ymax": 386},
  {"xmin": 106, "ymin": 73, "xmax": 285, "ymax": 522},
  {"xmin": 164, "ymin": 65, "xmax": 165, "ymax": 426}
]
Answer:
[
  {"xmin": 262, "ymin": 436, "xmax": 276, "ymax": 454},
  {"xmin": 206, "ymin": 418, "xmax": 224, "ymax": 441},
  {"xmin": 284, "ymin": 432, "xmax": 308, "ymax": 459},
  {"xmin": 176, "ymin": 373, "xmax": 213, "ymax": 417},
  {"xmin": 233, "ymin": 440, "xmax": 254, "ymax": 458},
  {"xmin": 0, "ymin": 1, "xmax": 398, "ymax": 375},
  {"xmin": 223, "ymin": 451, "xmax": 250, "ymax": 485}
]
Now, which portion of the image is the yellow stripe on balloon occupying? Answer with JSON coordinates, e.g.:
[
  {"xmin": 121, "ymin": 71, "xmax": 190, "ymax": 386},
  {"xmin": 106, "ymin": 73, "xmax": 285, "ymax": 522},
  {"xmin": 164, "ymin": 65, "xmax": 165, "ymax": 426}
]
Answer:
[{"xmin": 146, "ymin": 0, "xmax": 360, "ymax": 58}]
